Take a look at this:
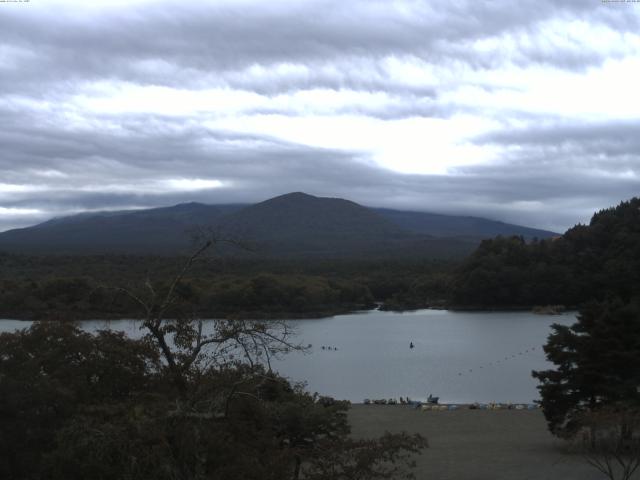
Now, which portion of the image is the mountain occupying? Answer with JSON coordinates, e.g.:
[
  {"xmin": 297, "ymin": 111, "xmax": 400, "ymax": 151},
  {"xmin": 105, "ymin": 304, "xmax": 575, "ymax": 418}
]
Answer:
[
  {"xmin": 0, "ymin": 192, "xmax": 557, "ymax": 257},
  {"xmin": 0, "ymin": 203, "xmax": 244, "ymax": 254},
  {"xmin": 375, "ymin": 208, "xmax": 555, "ymax": 240},
  {"xmin": 218, "ymin": 192, "xmax": 407, "ymax": 256}
]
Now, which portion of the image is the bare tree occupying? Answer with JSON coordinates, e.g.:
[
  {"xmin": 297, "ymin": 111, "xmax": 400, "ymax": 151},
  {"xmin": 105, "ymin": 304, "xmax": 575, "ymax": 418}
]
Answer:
[
  {"xmin": 576, "ymin": 406, "xmax": 640, "ymax": 480},
  {"xmin": 113, "ymin": 235, "xmax": 302, "ymax": 393}
]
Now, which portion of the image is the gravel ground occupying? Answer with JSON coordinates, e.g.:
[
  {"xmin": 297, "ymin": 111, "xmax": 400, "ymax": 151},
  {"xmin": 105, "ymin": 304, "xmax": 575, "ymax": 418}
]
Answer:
[{"xmin": 348, "ymin": 405, "xmax": 615, "ymax": 480}]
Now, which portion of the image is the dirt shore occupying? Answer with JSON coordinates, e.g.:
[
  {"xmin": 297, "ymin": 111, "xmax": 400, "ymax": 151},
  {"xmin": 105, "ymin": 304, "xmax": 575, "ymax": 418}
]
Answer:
[{"xmin": 348, "ymin": 405, "xmax": 610, "ymax": 480}]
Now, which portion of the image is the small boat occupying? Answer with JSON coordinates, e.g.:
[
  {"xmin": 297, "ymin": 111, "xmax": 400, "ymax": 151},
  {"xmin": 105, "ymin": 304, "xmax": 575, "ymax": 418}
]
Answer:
[{"xmin": 427, "ymin": 394, "xmax": 439, "ymax": 404}]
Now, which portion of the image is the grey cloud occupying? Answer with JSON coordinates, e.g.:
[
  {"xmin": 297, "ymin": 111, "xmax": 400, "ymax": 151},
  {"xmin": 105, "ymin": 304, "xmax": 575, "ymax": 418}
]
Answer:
[
  {"xmin": 1, "ymin": 1, "xmax": 639, "ymax": 234},
  {"xmin": 474, "ymin": 121, "xmax": 640, "ymax": 184},
  {"xmin": 246, "ymin": 95, "xmax": 448, "ymax": 121},
  {"xmin": 479, "ymin": 121, "xmax": 640, "ymax": 157},
  {"xmin": 1, "ymin": 104, "xmax": 637, "ymax": 234},
  {"xmin": 0, "ymin": 0, "xmax": 625, "ymax": 97}
]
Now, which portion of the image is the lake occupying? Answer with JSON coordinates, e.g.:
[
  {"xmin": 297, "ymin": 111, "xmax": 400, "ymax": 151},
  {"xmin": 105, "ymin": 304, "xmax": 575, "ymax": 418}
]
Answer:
[{"xmin": 0, "ymin": 309, "xmax": 576, "ymax": 404}]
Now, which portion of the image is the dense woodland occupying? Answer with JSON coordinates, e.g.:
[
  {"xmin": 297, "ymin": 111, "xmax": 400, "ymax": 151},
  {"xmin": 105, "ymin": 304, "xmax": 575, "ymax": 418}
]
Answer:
[
  {"xmin": 451, "ymin": 198, "xmax": 640, "ymax": 308},
  {"xmin": 0, "ymin": 255, "xmax": 453, "ymax": 320}
]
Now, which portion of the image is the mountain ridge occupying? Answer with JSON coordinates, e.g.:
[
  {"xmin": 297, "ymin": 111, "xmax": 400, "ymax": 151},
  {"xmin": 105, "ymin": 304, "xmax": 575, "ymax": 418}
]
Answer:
[{"xmin": 0, "ymin": 193, "xmax": 557, "ymax": 257}]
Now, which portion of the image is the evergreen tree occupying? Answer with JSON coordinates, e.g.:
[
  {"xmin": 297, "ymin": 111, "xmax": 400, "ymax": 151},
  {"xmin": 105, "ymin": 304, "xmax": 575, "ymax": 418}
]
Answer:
[
  {"xmin": 452, "ymin": 197, "xmax": 640, "ymax": 308},
  {"xmin": 533, "ymin": 298, "xmax": 640, "ymax": 436}
]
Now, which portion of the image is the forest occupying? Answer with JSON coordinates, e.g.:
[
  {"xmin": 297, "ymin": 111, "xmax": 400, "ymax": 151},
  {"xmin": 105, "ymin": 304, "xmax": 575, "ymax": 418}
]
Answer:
[
  {"xmin": 450, "ymin": 197, "xmax": 640, "ymax": 308},
  {"xmin": 0, "ymin": 254, "xmax": 453, "ymax": 320}
]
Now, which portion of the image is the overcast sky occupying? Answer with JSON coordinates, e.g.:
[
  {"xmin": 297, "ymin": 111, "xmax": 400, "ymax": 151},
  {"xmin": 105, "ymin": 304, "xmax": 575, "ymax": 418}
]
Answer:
[{"xmin": 1, "ymin": 0, "xmax": 639, "ymax": 233}]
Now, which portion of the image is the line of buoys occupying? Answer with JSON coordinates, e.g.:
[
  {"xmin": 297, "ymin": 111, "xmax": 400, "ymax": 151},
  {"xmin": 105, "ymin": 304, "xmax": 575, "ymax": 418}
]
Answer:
[
  {"xmin": 421, "ymin": 402, "xmax": 539, "ymax": 411},
  {"xmin": 455, "ymin": 345, "xmax": 542, "ymax": 377}
]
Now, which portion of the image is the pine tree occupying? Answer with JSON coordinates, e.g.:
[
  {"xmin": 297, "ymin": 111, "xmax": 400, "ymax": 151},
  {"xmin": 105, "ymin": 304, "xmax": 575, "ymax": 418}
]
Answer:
[{"xmin": 533, "ymin": 298, "xmax": 640, "ymax": 436}]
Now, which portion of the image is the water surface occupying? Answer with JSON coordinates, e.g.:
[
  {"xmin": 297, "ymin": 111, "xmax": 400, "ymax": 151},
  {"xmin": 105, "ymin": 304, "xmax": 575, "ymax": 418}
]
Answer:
[{"xmin": 0, "ymin": 309, "xmax": 576, "ymax": 403}]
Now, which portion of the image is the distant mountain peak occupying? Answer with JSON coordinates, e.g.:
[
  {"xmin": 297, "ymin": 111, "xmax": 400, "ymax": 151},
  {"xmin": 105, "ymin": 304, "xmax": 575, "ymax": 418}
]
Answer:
[
  {"xmin": 259, "ymin": 192, "xmax": 365, "ymax": 209},
  {"xmin": 0, "ymin": 193, "xmax": 557, "ymax": 256},
  {"xmin": 278, "ymin": 191, "xmax": 315, "ymax": 199},
  {"xmin": 262, "ymin": 192, "xmax": 323, "ymax": 203}
]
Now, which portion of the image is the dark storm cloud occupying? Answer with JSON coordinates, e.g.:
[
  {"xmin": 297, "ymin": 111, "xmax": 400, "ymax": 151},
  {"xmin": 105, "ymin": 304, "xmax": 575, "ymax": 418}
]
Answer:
[{"xmin": 0, "ymin": 0, "xmax": 639, "ymax": 233}]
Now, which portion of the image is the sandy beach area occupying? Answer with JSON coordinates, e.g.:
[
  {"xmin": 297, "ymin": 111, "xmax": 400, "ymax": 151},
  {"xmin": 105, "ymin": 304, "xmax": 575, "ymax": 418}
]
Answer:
[{"xmin": 348, "ymin": 405, "xmax": 611, "ymax": 480}]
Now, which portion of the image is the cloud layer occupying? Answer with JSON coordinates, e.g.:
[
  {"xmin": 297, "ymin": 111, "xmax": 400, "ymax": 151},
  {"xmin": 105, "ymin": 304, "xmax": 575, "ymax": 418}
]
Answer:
[{"xmin": 1, "ymin": 0, "xmax": 639, "ymax": 232}]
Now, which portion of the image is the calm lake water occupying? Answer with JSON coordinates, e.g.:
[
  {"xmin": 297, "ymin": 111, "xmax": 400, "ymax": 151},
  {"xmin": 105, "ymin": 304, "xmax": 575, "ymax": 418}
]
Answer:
[{"xmin": 0, "ymin": 309, "xmax": 576, "ymax": 404}]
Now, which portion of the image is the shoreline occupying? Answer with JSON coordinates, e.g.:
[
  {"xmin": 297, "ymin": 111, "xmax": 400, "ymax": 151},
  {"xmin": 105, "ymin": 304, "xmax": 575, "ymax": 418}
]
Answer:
[
  {"xmin": 353, "ymin": 402, "xmax": 539, "ymax": 409},
  {"xmin": 0, "ymin": 305, "xmax": 577, "ymax": 322}
]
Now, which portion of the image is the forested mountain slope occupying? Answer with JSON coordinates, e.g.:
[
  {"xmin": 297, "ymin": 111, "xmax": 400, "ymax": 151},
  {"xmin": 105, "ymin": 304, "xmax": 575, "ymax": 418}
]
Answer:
[
  {"xmin": 0, "ymin": 192, "xmax": 555, "ymax": 258},
  {"xmin": 451, "ymin": 197, "xmax": 640, "ymax": 307}
]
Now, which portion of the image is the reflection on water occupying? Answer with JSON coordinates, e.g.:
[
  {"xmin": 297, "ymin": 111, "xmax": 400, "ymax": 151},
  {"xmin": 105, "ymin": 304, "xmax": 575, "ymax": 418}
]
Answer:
[{"xmin": 0, "ymin": 309, "xmax": 576, "ymax": 403}]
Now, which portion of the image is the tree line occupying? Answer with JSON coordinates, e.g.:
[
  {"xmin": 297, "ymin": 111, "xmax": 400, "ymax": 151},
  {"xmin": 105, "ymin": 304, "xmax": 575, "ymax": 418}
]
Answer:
[
  {"xmin": 0, "ymin": 254, "xmax": 454, "ymax": 319},
  {"xmin": 451, "ymin": 198, "xmax": 640, "ymax": 308}
]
